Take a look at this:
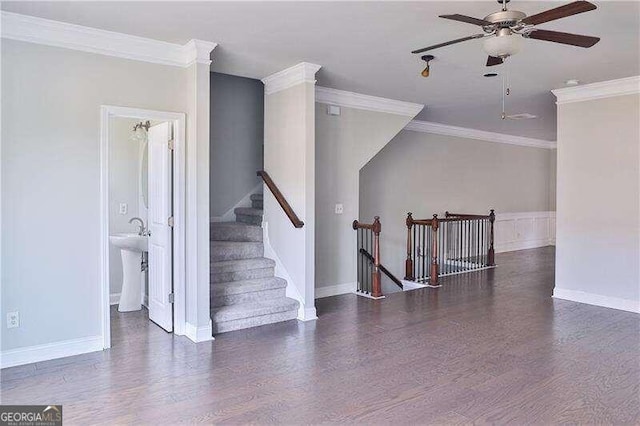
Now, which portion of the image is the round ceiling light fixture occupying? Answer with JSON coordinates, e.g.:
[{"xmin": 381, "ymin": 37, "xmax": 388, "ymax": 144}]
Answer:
[{"xmin": 483, "ymin": 29, "xmax": 523, "ymax": 58}]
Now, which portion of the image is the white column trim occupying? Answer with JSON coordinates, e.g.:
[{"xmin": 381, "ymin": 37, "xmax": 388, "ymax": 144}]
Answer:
[
  {"xmin": 262, "ymin": 62, "xmax": 322, "ymax": 95},
  {"xmin": 1, "ymin": 11, "xmax": 216, "ymax": 67},
  {"xmin": 552, "ymin": 76, "xmax": 640, "ymax": 104}
]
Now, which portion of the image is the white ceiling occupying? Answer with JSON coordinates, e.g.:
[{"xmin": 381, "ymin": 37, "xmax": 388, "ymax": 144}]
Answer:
[{"xmin": 3, "ymin": 1, "xmax": 639, "ymax": 141}]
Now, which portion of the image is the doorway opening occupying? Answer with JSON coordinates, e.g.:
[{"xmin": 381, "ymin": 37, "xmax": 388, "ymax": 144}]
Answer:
[{"xmin": 100, "ymin": 106, "xmax": 186, "ymax": 349}]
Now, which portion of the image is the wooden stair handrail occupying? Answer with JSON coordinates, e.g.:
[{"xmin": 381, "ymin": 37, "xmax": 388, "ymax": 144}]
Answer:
[
  {"xmin": 359, "ymin": 248, "xmax": 403, "ymax": 290},
  {"xmin": 257, "ymin": 171, "xmax": 304, "ymax": 228}
]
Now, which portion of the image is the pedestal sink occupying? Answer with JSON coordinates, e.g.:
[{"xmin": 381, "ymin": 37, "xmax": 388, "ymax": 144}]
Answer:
[{"xmin": 110, "ymin": 233, "xmax": 148, "ymax": 312}]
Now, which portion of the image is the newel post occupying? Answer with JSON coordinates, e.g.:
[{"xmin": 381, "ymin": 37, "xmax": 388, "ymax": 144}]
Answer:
[
  {"xmin": 488, "ymin": 209, "xmax": 496, "ymax": 266},
  {"xmin": 405, "ymin": 212, "xmax": 414, "ymax": 280},
  {"xmin": 371, "ymin": 216, "xmax": 383, "ymax": 298},
  {"xmin": 430, "ymin": 214, "xmax": 439, "ymax": 286}
]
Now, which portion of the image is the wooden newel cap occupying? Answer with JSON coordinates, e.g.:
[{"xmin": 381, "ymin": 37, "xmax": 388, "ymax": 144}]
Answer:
[
  {"xmin": 373, "ymin": 216, "xmax": 382, "ymax": 234},
  {"xmin": 406, "ymin": 212, "xmax": 413, "ymax": 227}
]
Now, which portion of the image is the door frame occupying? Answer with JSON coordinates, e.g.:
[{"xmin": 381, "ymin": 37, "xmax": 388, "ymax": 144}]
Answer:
[{"xmin": 100, "ymin": 105, "xmax": 186, "ymax": 348}]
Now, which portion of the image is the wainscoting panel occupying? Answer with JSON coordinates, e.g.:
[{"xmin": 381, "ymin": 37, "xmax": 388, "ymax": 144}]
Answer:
[{"xmin": 494, "ymin": 211, "xmax": 556, "ymax": 253}]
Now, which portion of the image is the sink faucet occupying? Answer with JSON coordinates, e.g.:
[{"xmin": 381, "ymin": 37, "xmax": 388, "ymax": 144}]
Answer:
[{"xmin": 129, "ymin": 217, "xmax": 146, "ymax": 236}]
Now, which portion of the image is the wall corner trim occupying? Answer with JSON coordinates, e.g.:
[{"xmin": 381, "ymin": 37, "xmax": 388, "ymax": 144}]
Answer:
[
  {"xmin": 1, "ymin": 11, "xmax": 217, "ymax": 67},
  {"xmin": 0, "ymin": 335, "xmax": 103, "ymax": 369},
  {"xmin": 261, "ymin": 62, "xmax": 322, "ymax": 95},
  {"xmin": 405, "ymin": 120, "xmax": 557, "ymax": 149},
  {"xmin": 553, "ymin": 288, "xmax": 640, "ymax": 314},
  {"xmin": 552, "ymin": 76, "xmax": 640, "ymax": 105},
  {"xmin": 315, "ymin": 86, "xmax": 424, "ymax": 117}
]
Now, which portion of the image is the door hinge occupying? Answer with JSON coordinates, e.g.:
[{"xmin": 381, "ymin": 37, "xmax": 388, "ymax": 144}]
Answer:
[
  {"xmin": 168, "ymin": 216, "xmax": 174, "ymax": 227},
  {"xmin": 168, "ymin": 293, "xmax": 175, "ymax": 303},
  {"xmin": 168, "ymin": 139, "xmax": 175, "ymax": 150}
]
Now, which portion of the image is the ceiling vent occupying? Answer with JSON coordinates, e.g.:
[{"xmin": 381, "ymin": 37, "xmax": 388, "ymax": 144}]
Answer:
[{"xmin": 506, "ymin": 113, "xmax": 537, "ymax": 120}]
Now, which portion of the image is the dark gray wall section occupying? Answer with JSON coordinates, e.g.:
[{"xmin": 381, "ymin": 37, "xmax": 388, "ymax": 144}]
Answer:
[{"xmin": 210, "ymin": 72, "xmax": 263, "ymax": 217}]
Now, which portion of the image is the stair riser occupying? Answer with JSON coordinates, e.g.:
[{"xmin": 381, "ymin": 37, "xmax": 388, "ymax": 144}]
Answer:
[
  {"xmin": 251, "ymin": 200, "xmax": 263, "ymax": 209},
  {"xmin": 210, "ymin": 226, "xmax": 262, "ymax": 242},
  {"xmin": 236, "ymin": 214, "xmax": 263, "ymax": 226},
  {"xmin": 211, "ymin": 267, "xmax": 274, "ymax": 283},
  {"xmin": 211, "ymin": 288, "xmax": 286, "ymax": 308},
  {"xmin": 212, "ymin": 309, "xmax": 298, "ymax": 334},
  {"xmin": 211, "ymin": 243, "xmax": 263, "ymax": 262}
]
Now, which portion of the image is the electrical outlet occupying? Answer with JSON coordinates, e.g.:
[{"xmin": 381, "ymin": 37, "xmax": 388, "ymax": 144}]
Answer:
[
  {"xmin": 7, "ymin": 311, "xmax": 19, "ymax": 329},
  {"xmin": 119, "ymin": 203, "xmax": 128, "ymax": 215},
  {"xmin": 335, "ymin": 204, "xmax": 344, "ymax": 215}
]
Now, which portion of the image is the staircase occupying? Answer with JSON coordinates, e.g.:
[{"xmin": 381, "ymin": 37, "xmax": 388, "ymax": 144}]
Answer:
[{"xmin": 210, "ymin": 193, "xmax": 300, "ymax": 334}]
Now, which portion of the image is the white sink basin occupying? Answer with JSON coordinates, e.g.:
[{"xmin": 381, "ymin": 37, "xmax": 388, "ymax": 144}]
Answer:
[
  {"xmin": 110, "ymin": 233, "xmax": 148, "ymax": 312},
  {"xmin": 109, "ymin": 233, "xmax": 148, "ymax": 253}
]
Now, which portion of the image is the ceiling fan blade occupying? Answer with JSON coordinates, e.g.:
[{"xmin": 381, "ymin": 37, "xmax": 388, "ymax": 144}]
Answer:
[
  {"xmin": 412, "ymin": 34, "xmax": 484, "ymax": 54},
  {"xmin": 528, "ymin": 29, "xmax": 600, "ymax": 48},
  {"xmin": 522, "ymin": 1, "xmax": 597, "ymax": 25},
  {"xmin": 439, "ymin": 14, "xmax": 494, "ymax": 26},
  {"xmin": 486, "ymin": 56, "xmax": 503, "ymax": 67}
]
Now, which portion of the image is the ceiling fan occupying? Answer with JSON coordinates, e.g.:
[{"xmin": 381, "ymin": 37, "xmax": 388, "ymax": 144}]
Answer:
[{"xmin": 412, "ymin": 0, "xmax": 600, "ymax": 67}]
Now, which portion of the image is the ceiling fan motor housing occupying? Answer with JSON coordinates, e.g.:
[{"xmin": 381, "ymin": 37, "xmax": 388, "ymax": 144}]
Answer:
[{"xmin": 483, "ymin": 10, "xmax": 527, "ymax": 27}]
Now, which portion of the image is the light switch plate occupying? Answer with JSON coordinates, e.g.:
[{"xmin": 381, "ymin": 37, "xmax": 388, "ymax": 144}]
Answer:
[
  {"xmin": 335, "ymin": 204, "xmax": 344, "ymax": 214},
  {"xmin": 119, "ymin": 203, "xmax": 128, "ymax": 215}
]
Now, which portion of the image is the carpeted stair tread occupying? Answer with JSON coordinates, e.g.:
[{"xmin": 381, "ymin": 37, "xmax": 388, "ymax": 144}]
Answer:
[
  {"xmin": 250, "ymin": 193, "xmax": 263, "ymax": 201},
  {"xmin": 210, "ymin": 257, "xmax": 275, "ymax": 272},
  {"xmin": 210, "ymin": 221, "xmax": 262, "ymax": 242},
  {"xmin": 211, "ymin": 277, "xmax": 287, "ymax": 296},
  {"xmin": 211, "ymin": 298, "xmax": 299, "ymax": 323},
  {"xmin": 234, "ymin": 207, "xmax": 263, "ymax": 217},
  {"xmin": 211, "ymin": 241, "xmax": 263, "ymax": 261}
]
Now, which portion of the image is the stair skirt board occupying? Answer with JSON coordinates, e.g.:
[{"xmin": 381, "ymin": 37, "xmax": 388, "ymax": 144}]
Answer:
[{"xmin": 209, "ymin": 193, "xmax": 300, "ymax": 334}]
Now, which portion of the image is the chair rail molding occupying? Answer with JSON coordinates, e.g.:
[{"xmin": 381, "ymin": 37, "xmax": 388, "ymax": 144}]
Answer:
[
  {"xmin": 405, "ymin": 120, "xmax": 557, "ymax": 149},
  {"xmin": 316, "ymin": 87, "xmax": 424, "ymax": 117},
  {"xmin": 552, "ymin": 76, "xmax": 640, "ymax": 105},
  {"xmin": 1, "ymin": 11, "xmax": 217, "ymax": 67},
  {"xmin": 261, "ymin": 62, "xmax": 322, "ymax": 95}
]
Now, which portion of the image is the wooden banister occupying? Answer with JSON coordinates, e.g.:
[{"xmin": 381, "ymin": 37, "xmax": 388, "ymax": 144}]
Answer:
[
  {"xmin": 257, "ymin": 170, "xmax": 304, "ymax": 228},
  {"xmin": 353, "ymin": 216, "xmax": 383, "ymax": 298}
]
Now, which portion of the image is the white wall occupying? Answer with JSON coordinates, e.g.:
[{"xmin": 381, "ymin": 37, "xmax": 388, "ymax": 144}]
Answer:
[
  {"xmin": 262, "ymin": 65, "xmax": 318, "ymax": 320},
  {"xmin": 108, "ymin": 117, "xmax": 144, "ymax": 297},
  {"xmin": 0, "ymin": 39, "xmax": 200, "ymax": 355},
  {"xmin": 360, "ymin": 129, "xmax": 556, "ymax": 281},
  {"xmin": 553, "ymin": 88, "xmax": 640, "ymax": 313},
  {"xmin": 314, "ymin": 103, "xmax": 413, "ymax": 294}
]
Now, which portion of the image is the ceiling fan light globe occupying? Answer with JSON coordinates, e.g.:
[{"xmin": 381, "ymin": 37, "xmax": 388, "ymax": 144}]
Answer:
[
  {"xmin": 483, "ymin": 34, "xmax": 523, "ymax": 58},
  {"xmin": 421, "ymin": 66, "xmax": 430, "ymax": 77}
]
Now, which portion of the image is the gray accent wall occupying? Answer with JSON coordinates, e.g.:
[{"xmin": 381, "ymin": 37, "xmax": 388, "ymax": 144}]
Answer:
[
  {"xmin": 360, "ymin": 130, "xmax": 555, "ymax": 280},
  {"xmin": 1, "ymin": 40, "xmax": 191, "ymax": 352},
  {"xmin": 210, "ymin": 72, "xmax": 263, "ymax": 218}
]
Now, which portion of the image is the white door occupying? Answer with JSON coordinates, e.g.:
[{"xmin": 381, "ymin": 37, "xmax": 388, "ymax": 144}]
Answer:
[{"xmin": 147, "ymin": 122, "xmax": 173, "ymax": 332}]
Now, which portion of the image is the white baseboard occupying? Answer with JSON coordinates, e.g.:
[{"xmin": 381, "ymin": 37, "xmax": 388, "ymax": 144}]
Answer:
[
  {"xmin": 185, "ymin": 320, "xmax": 214, "ymax": 342},
  {"xmin": 109, "ymin": 293, "xmax": 120, "ymax": 305},
  {"xmin": 1, "ymin": 335, "xmax": 103, "ymax": 369},
  {"xmin": 210, "ymin": 183, "xmax": 262, "ymax": 223},
  {"xmin": 553, "ymin": 288, "xmax": 640, "ymax": 314},
  {"xmin": 315, "ymin": 282, "xmax": 356, "ymax": 299},
  {"xmin": 401, "ymin": 280, "xmax": 429, "ymax": 291}
]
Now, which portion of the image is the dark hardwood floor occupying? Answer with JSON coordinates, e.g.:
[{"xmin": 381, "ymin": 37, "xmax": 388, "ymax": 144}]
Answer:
[{"xmin": 2, "ymin": 247, "xmax": 638, "ymax": 424}]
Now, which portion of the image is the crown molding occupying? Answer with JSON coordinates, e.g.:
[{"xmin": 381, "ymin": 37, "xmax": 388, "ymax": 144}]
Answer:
[
  {"xmin": 262, "ymin": 62, "xmax": 322, "ymax": 95},
  {"xmin": 405, "ymin": 120, "xmax": 557, "ymax": 149},
  {"xmin": 1, "ymin": 11, "xmax": 216, "ymax": 67},
  {"xmin": 316, "ymin": 87, "xmax": 424, "ymax": 118},
  {"xmin": 552, "ymin": 76, "xmax": 640, "ymax": 105}
]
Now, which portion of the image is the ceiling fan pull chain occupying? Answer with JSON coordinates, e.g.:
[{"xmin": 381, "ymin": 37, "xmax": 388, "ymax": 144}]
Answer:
[{"xmin": 501, "ymin": 69, "xmax": 506, "ymax": 120}]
